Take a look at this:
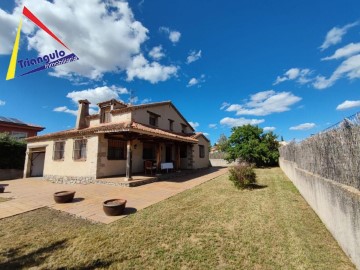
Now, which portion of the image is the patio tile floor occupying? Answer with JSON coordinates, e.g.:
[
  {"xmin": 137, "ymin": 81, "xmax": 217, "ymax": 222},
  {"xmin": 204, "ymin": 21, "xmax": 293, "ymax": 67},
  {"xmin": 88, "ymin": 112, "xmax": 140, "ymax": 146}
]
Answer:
[{"xmin": 0, "ymin": 167, "xmax": 228, "ymax": 224}]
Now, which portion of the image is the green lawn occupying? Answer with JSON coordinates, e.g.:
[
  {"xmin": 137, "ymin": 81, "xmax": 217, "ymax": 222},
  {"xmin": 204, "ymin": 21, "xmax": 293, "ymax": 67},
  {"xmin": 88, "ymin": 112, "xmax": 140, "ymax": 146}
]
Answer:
[{"xmin": 0, "ymin": 168, "xmax": 355, "ymax": 269}]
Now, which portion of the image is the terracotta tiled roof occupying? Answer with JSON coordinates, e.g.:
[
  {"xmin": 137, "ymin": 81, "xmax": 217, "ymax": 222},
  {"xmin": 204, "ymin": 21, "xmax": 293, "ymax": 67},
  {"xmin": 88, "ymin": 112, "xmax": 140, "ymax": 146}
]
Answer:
[
  {"xmin": 189, "ymin": 132, "xmax": 210, "ymax": 142},
  {"xmin": 26, "ymin": 121, "xmax": 198, "ymax": 143}
]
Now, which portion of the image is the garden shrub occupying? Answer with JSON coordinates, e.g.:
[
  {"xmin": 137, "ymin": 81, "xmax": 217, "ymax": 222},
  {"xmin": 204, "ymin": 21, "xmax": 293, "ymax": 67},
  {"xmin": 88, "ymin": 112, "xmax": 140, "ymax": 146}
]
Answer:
[
  {"xmin": 0, "ymin": 133, "xmax": 26, "ymax": 170},
  {"xmin": 228, "ymin": 164, "xmax": 256, "ymax": 189}
]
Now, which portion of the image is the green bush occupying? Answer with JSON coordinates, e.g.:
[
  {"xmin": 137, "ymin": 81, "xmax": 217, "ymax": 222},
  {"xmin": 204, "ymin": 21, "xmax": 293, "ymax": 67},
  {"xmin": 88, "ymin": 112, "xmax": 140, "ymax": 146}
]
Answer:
[
  {"xmin": 228, "ymin": 164, "xmax": 256, "ymax": 189},
  {"xmin": 0, "ymin": 133, "xmax": 26, "ymax": 170}
]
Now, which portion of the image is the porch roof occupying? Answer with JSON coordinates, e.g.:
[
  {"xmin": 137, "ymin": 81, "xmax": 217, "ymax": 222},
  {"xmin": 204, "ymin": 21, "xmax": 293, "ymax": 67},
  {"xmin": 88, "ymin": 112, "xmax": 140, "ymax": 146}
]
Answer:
[{"xmin": 26, "ymin": 121, "xmax": 198, "ymax": 143}]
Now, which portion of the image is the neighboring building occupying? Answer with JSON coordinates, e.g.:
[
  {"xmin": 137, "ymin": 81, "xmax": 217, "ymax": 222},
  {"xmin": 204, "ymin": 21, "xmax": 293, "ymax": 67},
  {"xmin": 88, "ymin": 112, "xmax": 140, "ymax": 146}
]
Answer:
[
  {"xmin": 0, "ymin": 116, "xmax": 45, "ymax": 139},
  {"xmin": 24, "ymin": 99, "xmax": 210, "ymax": 181}
]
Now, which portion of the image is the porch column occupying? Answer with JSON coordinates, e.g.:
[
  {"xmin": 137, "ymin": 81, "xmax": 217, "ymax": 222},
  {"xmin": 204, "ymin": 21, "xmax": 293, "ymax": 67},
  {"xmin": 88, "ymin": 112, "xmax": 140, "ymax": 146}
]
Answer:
[
  {"xmin": 156, "ymin": 143, "xmax": 161, "ymax": 172},
  {"xmin": 175, "ymin": 144, "xmax": 180, "ymax": 170},
  {"xmin": 125, "ymin": 140, "xmax": 132, "ymax": 181}
]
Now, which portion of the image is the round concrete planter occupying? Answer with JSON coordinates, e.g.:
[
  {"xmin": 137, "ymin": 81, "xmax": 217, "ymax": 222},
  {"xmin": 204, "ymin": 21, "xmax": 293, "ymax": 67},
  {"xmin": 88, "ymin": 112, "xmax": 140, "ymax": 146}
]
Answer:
[
  {"xmin": 103, "ymin": 199, "xmax": 127, "ymax": 216},
  {"xmin": 0, "ymin": 186, "xmax": 5, "ymax": 193},
  {"xmin": 54, "ymin": 191, "xmax": 76, "ymax": 203}
]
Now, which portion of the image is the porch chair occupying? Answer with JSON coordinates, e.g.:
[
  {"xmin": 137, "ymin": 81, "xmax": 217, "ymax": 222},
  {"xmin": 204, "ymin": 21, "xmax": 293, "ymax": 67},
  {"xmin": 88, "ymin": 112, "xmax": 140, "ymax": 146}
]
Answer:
[{"xmin": 145, "ymin": 160, "xmax": 157, "ymax": 175}]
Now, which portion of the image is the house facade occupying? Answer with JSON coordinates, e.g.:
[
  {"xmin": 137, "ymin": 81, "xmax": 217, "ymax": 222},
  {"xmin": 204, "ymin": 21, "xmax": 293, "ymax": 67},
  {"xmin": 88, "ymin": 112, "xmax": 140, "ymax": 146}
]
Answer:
[
  {"xmin": 24, "ymin": 99, "xmax": 210, "ymax": 182},
  {"xmin": 0, "ymin": 116, "xmax": 44, "ymax": 139}
]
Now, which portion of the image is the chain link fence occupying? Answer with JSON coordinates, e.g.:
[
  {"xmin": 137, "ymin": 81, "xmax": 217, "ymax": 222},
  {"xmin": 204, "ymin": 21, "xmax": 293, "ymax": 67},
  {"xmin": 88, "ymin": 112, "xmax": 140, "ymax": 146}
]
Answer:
[{"xmin": 279, "ymin": 113, "xmax": 360, "ymax": 190}]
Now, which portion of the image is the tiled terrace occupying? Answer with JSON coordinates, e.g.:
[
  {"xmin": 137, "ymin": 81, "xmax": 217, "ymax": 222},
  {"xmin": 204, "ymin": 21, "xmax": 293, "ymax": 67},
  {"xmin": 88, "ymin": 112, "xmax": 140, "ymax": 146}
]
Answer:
[{"xmin": 0, "ymin": 167, "xmax": 228, "ymax": 224}]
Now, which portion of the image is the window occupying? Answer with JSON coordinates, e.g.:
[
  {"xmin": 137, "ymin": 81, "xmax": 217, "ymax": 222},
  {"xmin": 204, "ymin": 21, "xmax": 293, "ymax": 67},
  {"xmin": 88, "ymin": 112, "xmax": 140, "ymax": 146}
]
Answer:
[
  {"xmin": 143, "ymin": 143, "xmax": 156, "ymax": 159},
  {"xmin": 100, "ymin": 106, "xmax": 111, "ymax": 123},
  {"xmin": 108, "ymin": 139, "xmax": 125, "ymax": 160},
  {"xmin": 199, "ymin": 145, "xmax": 205, "ymax": 158},
  {"xmin": 181, "ymin": 124, "xmax": 187, "ymax": 133},
  {"xmin": 180, "ymin": 145, "xmax": 187, "ymax": 158},
  {"xmin": 54, "ymin": 141, "xmax": 65, "ymax": 160},
  {"xmin": 11, "ymin": 131, "xmax": 27, "ymax": 140},
  {"xmin": 169, "ymin": 119, "xmax": 174, "ymax": 131},
  {"xmin": 148, "ymin": 111, "xmax": 160, "ymax": 127},
  {"xmin": 73, "ymin": 139, "xmax": 87, "ymax": 160}
]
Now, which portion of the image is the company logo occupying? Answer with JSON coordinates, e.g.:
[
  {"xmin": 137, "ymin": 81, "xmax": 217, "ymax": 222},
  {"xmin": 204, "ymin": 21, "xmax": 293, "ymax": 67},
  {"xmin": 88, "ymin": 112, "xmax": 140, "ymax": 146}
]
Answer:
[{"xmin": 6, "ymin": 6, "xmax": 79, "ymax": 80}]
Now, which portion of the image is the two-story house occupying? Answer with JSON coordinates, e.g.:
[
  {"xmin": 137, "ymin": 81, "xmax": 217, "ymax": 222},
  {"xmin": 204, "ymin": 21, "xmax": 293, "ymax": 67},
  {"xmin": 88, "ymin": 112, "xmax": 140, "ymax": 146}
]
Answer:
[{"xmin": 24, "ymin": 99, "xmax": 210, "ymax": 182}]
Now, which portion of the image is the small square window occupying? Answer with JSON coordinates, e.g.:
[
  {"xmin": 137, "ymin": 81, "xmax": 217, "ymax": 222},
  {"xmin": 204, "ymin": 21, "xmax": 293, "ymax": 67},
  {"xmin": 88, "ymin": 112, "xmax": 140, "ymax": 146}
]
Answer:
[
  {"xmin": 108, "ymin": 139, "xmax": 126, "ymax": 160},
  {"xmin": 169, "ymin": 119, "xmax": 174, "ymax": 131},
  {"xmin": 73, "ymin": 139, "xmax": 87, "ymax": 160},
  {"xmin": 100, "ymin": 107, "xmax": 111, "ymax": 123},
  {"xmin": 199, "ymin": 145, "xmax": 205, "ymax": 158},
  {"xmin": 54, "ymin": 141, "xmax": 65, "ymax": 160}
]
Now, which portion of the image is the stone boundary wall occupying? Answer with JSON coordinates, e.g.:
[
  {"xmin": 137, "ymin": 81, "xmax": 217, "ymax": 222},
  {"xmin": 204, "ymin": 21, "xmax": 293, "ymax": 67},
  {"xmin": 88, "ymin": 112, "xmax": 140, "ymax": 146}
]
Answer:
[
  {"xmin": 0, "ymin": 169, "xmax": 23, "ymax": 180},
  {"xmin": 44, "ymin": 175, "xmax": 96, "ymax": 185},
  {"xmin": 279, "ymin": 158, "xmax": 360, "ymax": 269},
  {"xmin": 209, "ymin": 159, "xmax": 237, "ymax": 167}
]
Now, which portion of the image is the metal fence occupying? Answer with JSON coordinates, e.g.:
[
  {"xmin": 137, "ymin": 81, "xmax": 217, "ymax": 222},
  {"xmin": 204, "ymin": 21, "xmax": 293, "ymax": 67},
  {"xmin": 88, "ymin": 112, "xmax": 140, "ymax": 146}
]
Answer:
[{"xmin": 280, "ymin": 112, "xmax": 360, "ymax": 190}]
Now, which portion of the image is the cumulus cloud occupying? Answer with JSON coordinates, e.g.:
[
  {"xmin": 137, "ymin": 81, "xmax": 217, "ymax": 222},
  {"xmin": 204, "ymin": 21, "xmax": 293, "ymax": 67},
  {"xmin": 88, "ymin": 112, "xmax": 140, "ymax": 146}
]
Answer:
[
  {"xmin": 203, "ymin": 132, "xmax": 210, "ymax": 137},
  {"xmin": 148, "ymin": 45, "xmax": 165, "ymax": 60},
  {"xmin": 186, "ymin": 50, "xmax": 202, "ymax": 64},
  {"xmin": 66, "ymin": 85, "xmax": 129, "ymax": 107},
  {"xmin": 274, "ymin": 68, "xmax": 313, "ymax": 85},
  {"xmin": 313, "ymin": 54, "xmax": 360, "ymax": 89},
  {"xmin": 226, "ymin": 90, "xmax": 301, "ymax": 116},
  {"xmin": 0, "ymin": 100, "xmax": 5, "ymax": 106},
  {"xmin": 189, "ymin": 121, "xmax": 199, "ymax": 129},
  {"xmin": 220, "ymin": 102, "xmax": 230, "ymax": 110},
  {"xmin": 141, "ymin": 98, "xmax": 152, "ymax": 104},
  {"xmin": 126, "ymin": 54, "xmax": 178, "ymax": 83},
  {"xmin": 208, "ymin": 124, "xmax": 217, "ymax": 129},
  {"xmin": 0, "ymin": 0, "xmax": 151, "ymax": 80},
  {"xmin": 187, "ymin": 74, "xmax": 205, "ymax": 87},
  {"xmin": 53, "ymin": 106, "xmax": 77, "ymax": 116},
  {"xmin": 263, "ymin": 126, "xmax": 276, "ymax": 132},
  {"xmin": 289, "ymin": 123, "xmax": 316, "ymax": 131},
  {"xmin": 336, "ymin": 100, "xmax": 360, "ymax": 110},
  {"xmin": 159, "ymin": 26, "xmax": 181, "ymax": 44},
  {"xmin": 320, "ymin": 22, "xmax": 358, "ymax": 51},
  {"xmin": 220, "ymin": 117, "xmax": 264, "ymax": 128},
  {"xmin": 322, "ymin": 43, "xmax": 360, "ymax": 61}
]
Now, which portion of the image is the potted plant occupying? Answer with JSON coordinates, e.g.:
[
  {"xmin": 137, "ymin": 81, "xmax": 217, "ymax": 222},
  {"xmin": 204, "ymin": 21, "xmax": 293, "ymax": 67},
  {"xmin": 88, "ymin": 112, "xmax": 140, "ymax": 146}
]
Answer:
[
  {"xmin": 54, "ymin": 191, "xmax": 76, "ymax": 203},
  {"xmin": 103, "ymin": 199, "xmax": 127, "ymax": 216}
]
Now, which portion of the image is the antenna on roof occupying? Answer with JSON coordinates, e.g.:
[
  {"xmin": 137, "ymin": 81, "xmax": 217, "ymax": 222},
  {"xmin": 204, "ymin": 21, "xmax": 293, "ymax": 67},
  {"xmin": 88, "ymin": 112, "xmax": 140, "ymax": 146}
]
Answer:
[{"xmin": 128, "ymin": 89, "xmax": 137, "ymax": 106}]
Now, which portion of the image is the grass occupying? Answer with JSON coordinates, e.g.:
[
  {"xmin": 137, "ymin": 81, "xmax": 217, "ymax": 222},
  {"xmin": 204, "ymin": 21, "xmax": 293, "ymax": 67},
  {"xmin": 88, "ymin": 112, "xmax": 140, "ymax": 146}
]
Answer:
[{"xmin": 0, "ymin": 168, "xmax": 355, "ymax": 269}]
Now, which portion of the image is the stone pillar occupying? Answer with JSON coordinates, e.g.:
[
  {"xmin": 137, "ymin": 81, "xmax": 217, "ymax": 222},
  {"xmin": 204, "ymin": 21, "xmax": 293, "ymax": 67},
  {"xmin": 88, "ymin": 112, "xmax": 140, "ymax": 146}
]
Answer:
[{"xmin": 125, "ymin": 140, "xmax": 132, "ymax": 180}]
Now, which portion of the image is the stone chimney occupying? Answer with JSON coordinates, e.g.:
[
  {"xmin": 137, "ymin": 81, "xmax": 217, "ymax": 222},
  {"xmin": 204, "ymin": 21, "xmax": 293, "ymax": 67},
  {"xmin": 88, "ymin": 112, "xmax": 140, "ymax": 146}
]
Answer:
[{"xmin": 76, "ymin": 99, "xmax": 90, "ymax": 129}]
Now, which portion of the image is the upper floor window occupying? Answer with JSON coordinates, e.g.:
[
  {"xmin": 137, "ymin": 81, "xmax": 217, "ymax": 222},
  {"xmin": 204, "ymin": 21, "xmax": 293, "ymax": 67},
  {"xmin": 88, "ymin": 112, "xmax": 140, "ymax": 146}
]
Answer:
[
  {"xmin": 73, "ymin": 139, "xmax": 87, "ymax": 160},
  {"xmin": 11, "ymin": 131, "xmax": 27, "ymax": 140},
  {"xmin": 108, "ymin": 139, "xmax": 125, "ymax": 160},
  {"xmin": 148, "ymin": 111, "xmax": 160, "ymax": 127},
  {"xmin": 100, "ymin": 106, "xmax": 111, "ymax": 123},
  {"xmin": 169, "ymin": 119, "xmax": 174, "ymax": 131},
  {"xmin": 53, "ymin": 141, "xmax": 65, "ymax": 160},
  {"xmin": 181, "ymin": 124, "xmax": 187, "ymax": 133},
  {"xmin": 199, "ymin": 145, "xmax": 205, "ymax": 158}
]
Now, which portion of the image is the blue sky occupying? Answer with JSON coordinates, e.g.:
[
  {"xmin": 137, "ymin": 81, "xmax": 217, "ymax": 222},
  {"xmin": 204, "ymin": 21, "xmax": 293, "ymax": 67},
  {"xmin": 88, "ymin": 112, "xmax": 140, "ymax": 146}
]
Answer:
[{"xmin": 0, "ymin": 0, "xmax": 360, "ymax": 144}]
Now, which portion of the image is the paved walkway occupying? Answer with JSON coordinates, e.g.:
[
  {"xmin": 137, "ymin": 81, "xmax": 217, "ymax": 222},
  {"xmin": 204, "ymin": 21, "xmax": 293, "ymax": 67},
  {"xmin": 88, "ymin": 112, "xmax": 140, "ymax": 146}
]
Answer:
[{"xmin": 0, "ymin": 167, "xmax": 228, "ymax": 224}]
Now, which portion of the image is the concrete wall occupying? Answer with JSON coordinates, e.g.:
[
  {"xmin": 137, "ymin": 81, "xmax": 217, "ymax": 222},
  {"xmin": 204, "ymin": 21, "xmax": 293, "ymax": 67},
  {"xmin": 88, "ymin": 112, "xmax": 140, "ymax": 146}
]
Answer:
[
  {"xmin": 210, "ymin": 159, "xmax": 237, "ymax": 167},
  {"xmin": 193, "ymin": 135, "xmax": 210, "ymax": 169},
  {"xmin": 279, "ymin": 158, "xmax": 360, "ymax": 269}
]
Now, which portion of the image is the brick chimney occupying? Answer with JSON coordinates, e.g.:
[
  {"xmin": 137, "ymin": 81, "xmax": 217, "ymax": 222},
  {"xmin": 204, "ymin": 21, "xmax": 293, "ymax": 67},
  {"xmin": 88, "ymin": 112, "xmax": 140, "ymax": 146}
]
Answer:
[{"xmin": 76, "ymin": 99, "xmax": 90, "ymax": 129}]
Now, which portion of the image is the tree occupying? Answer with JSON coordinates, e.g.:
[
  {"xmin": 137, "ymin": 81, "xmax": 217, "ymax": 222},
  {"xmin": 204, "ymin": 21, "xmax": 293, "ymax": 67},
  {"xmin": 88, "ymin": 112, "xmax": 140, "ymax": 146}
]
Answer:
[
  {"xmin": 216, "ymin": 133, "xmax": 228, "ymax": 152},
  {"xmin": 224, "ymin": 125, "xmax": 279, "ymax": 167},
  {"xmin": 0, "ymin": 133, "xmax": 26, "ymax": 169}
]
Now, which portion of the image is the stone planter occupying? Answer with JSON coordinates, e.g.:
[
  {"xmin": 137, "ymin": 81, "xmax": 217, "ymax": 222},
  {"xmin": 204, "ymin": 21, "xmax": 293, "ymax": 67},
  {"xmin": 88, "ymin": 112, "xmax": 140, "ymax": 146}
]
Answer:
[
  {"xmin": 103, "ymin": 199, "xmax": 127, "ymax": 216},
  {"xmin": 0, "ymin": 186, "xmax": 5, "ymax": 193},
  {"xmin": 54, "ymin": 191, "xmax": 76, "ymax": 203}
]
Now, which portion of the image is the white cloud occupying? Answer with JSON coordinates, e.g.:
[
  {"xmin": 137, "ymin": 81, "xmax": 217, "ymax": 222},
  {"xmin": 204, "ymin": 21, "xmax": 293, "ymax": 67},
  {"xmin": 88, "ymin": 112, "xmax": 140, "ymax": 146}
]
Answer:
[
  {"xmin": 263, "ymin": 126, "xmax": 276, "ymax": 132},
  {"xmin": 128, "ymin": 96, "xmax": 139, "ymax": 104},
  {"xmin": 226, "ymin": 90, "xmax": 301, "ymax": 116},
  {"xmin": 187, "ymin": 74, "xmax": 205, "ymax": 87},
  {"xmin": 220, "ymin": 117, "xmax": 264, "ymax": 128},
  {"xmin": 126, "ymin": 54, "xmax": 178, "ymax": 83},
  {"xmin": 208, "ymin": 124, "xmax": 217, "ymax": 129},
  {"xmin": 141, "ymin": 98, "xmax": 152, "ymax": 104},
  {"xmin": 0, "ymin": 100, "xmax": 5, "ymax": 106},
  {"xmin": 322, "ymin": 43, "xmax": 360, "ymax": 61},
  {"xmin": 203, "ymin": 132, "xmax": 210, "ymax": 137},
  {"xmin": 336, "ymin": 100, "xmax": 360, "ymax": 110},
  {"xmin": 159, "ymin": 26, "xmax": 181, "ymax": 44},
  {"xmin": 148, "ymin": 45, "xmax": 165, "ymax": 60},
  {"xmin": 0, "ymin": 0, "xmax": 152, "ymax": 80},
  {"xmin": 320, "ymin": 22, "xmax": 358, "ymax": 51},
  {"xmin": 66, "ymin": 85, "xmax": 129, "ymax": 107},
  {"xmin": 274, "ymin": 68, "xmax": 312, "ymax": 85},
  {"xmin": 313, "ymin": 54, "xmax": 360, "ymax": 89},
  {"xmin": 189, "ymin": 121, "xmax": 199, "ymax": 129},
  {"xmin": 53, "ymin": 106, "xmax": 77, "ymax": 116},
  {"xmin": 186, "ymin": 50, "xmax": 202, "ymax": 64},
  {"xmin": 220, "ymin": 102, "xmax": 230, "ymax": 110},
  {"xmin": 289, "ymin": 123, "xmax": 316, "ymax": 131}
]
